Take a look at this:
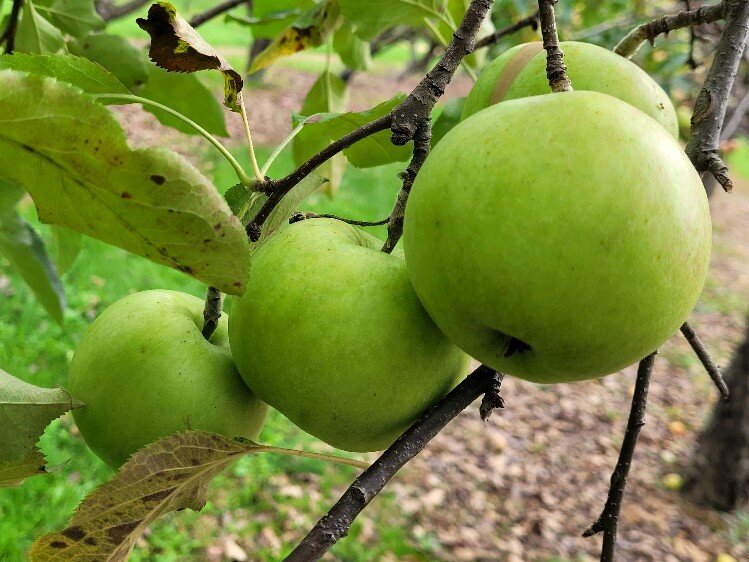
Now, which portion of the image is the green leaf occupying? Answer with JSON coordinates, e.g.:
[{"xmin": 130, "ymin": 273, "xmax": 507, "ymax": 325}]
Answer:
[
  {"xmin": 431, "ymin": 96, "xmax": 465, "ymax": 147},
  {"xmin": 339, "ymin": 0, "xmax": 443, "ymax": 40},
  {"xmin": 137, "ymin": 1, "xmax": 243, "ymax": 111},
  {"xmin": 0, "ymin": 183, "xmax": 66, "ymax": 323},
  {"xmin": 15, "ymin": 0, "xmax": 67, "ymax": 55},
  {"xmin": 0, "ymin": 53, "xmax": 129, "ymax": 97},
  {"xmin": 35, "ymin": 0, "xmax": 105, "ymax": 38},
  {"xmin": 0, "ymin": 71, "xmax": 250, "ymax": 295},
  {"xmin": 0, "ymin": 367, "xmax": 82, "ymax": 487},
  {"xmin": 436, "ymin": 0, "xmax": 492, "ymax": 70},
  {"xmin": 293, "ymin": 71, "xmax": 349, "ymax": 196},
  {"xmin": 67, "ymin": 33, "xmax": 149, "ymax": 91},
  {"xmin": 30, "ymin": 430, "xmax": 366, "ymax": 560},
  {"xmin": 225, "ymin": 8, "xmax": 303, "ymax": 32},
  {"xmin": 139, "ymin": 64, "xmax": 229, "ymax": 137},
  {"xmin": 333, "ymin": 22, "xmax": 372, "ymax": 71},
  {"xmin": 50, "ymin": 225, "xmax": 82, "ymax": 275},
  {"xmin": 295, "ymin": 94, "xmax": 410, "ymax": 168},
  {"xmin": 249, "ymin": 0, "xmax": 341, "ymax": 73}
]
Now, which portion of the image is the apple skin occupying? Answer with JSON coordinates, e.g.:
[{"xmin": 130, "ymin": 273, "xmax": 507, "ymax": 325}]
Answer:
[
  {"xmin": 228, "ymin": 219, "xmax": 470, "ymax": 452},
  {"xmin": 404, "ymin": 91, "xmax": 711, "ymax": 383},
  {"xmin": 68, "ymin": 290, "xmax": 268, "ymax": 468},
  {"xmin": 461, "ymin": 41, "xmax": 678, "ymax": 138}
]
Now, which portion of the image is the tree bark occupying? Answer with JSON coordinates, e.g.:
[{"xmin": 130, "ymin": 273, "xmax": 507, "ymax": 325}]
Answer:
[{"xmin": 683, "ymin": 317, "xmax": 749, "ymax": 510}]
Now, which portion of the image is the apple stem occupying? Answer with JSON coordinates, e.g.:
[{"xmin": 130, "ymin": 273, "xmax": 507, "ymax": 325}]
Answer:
[
  {"xmin": 537, "ymin": 0, "xmax": 573, "ymax": 93},
  {"xmin": 284, "ymin": 365, "xmax": 504, "ymax": 562},
  {"xmin": 680, "ymin": 321, "xmax": 730, "ymax": 399},
  {"xmin": 582, "ymin": 352, "xmax": 655, "ymax": 562},
  {"xmin": 382, "ymin": 122, "xmax": 432, "ymax": 253},
  {"xmin": 614, "ymin": 1, "xmax": 729, "ymax": 59},
  {"xmin": 201, "ymin": 286, "xmax": 224, "ymax": 341}
]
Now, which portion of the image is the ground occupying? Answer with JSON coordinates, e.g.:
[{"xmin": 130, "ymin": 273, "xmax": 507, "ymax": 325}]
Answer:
[{"xmin": 1, "ymin": 60, "xmax": 748, "ymax": 561}]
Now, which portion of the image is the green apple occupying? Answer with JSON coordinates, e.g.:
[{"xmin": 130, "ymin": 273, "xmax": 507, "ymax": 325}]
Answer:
[
  {"xmin": 461, "ymin": 41, "xmax": 678, "ymax": 137},
  {"xmin": 404, "ymin": 91, "xmax": 711, "ymax": 383},
  {"xmin": 229, "ymin": 219, "xmax": 470, "ymax": 452},
  {"xmin": 68, "ymin": 290, "xmax": 268, "ymax": 468}
]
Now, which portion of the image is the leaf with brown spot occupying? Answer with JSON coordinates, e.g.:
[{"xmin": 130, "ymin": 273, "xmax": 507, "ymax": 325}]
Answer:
[
  {"xmin": 137, "ymin": 2, "xmax": 243, "ymax": 111},
  {"xmin": 0, "ymin": 71, "xmax": 250, "ymax": 295},
  {"xmin": 30, "ymin": 431, "xmax": 367, "ymax": 561},
  {"xmin": 249, "ymin": 0, "xmax": 342, "ymax": 73}
]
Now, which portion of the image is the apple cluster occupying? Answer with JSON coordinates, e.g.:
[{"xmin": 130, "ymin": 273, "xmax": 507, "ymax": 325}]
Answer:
[{"xmin": 67, "ymin": 42, "xmax": 711, "ymax": 468}]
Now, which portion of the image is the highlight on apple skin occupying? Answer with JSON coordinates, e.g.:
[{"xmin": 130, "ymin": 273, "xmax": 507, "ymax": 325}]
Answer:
[{"xmin": 404, "ymin": 91, "xmax": 711, "ymax": 384}]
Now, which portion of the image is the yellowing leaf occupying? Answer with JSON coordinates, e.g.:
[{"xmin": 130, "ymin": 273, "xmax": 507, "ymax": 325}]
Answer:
[
  {"xmin": 137, "ymin": 2, "xmax": 243, "ymax": 111},
  {"xmin": 249, "ymin": 0, "xmax": 341, "ymax": 73},
  {"xmin": 30, "ymin": 431, "xmax": 366, "ymax": 561},
  {"xmin": 0, "ymin": 451, "xmax": 47, "ymax": 488}
]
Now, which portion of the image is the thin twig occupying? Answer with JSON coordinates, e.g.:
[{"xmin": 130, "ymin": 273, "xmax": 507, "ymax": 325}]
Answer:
[
  {"xmin": 95, "ymin": 0, "xmax": 150, "ymax": 21},
  {"xmin": 583, "ymin": 353, "xmax": 656, "ymax": 562},
  {"xmin": 1, "ymin": 0, "xmax": 24, "ymax": 54},
  {"xmin": 685, "ymin": 0, "xmax": 749, "ymax": 192},
  {"xmin": 721, "ymin": 88, "xmax": 749, "ymax": 140},
  {"xmin": 537, "ymin": 0, "xmax": 573, "ymax": 92},
  {"xmin": 289, "ymin": 212, "xmax": 390, "ymax": 227},
  {"xmin": 245, "ymin": 115, "xmax": 393, "ymax": 240},
  {"xmin": 189, "ymin": 0, "xmax": 246, "ymax": 27},
  {"xmin": 201, "ymin": 286, "xmax": 223, "ymax": 340},
  {"xmin": 475, "ymin": 10, "xmax": 540, "ymax": 49},
  {"xmin": 381, "ymin": 122, "xmax": 432, "ymax": 253},
  {"xmin": 680, "ymin": 322, "xmax": 730, "ymax": 399},
  {"xmin": 284, "ymin": 365, "xmax": 502, "ymax": 561},
  {"xmin": 614, "ymin": 0, "xmax": 729, "ymax": 58}
]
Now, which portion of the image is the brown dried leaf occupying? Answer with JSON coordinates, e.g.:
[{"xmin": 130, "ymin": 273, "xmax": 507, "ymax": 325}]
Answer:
[
  {"xmin": 0, "ymin": 451, "xmax": 46, "ymax": 488},
  {"xmin": 29, "ymin": 431, "xmax": 366, "ymax": 561},
  {"xmin": 137, "ymin": 2, "xmax": 243, "ymax": 111}
]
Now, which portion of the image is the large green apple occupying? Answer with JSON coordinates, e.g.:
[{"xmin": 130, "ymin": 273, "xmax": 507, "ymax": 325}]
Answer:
[
  {"xmin": 461, "ymin": 41, "xmax": 678, "ymax": 137},
  {"xmin": 404, "ymin": 91, "xmax": 711, "ymax": 383},
  {"xmin": 229, "ymin": 219, "xmax": 470, "ymax": 452},
  {"xmin": 68, "ymin": 290, "xmax": 268, "ymax": 468}
]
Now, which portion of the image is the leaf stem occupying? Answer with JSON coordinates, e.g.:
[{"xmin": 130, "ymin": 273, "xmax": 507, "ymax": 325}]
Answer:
[
  {"xmin": 238, "ymin": 92, "xmax": 264, "ymax": 182},
  {"xmin": 260, "ymin": 117, "xmax": 311, "ymax": 177},
  {"xmin": 93, "ymin": 93, "xmax": 253, "ymax": 186}
]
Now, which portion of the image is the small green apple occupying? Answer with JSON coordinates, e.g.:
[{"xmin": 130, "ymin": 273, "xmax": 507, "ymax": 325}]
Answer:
[
  {"xmin": 229, "ymin": 219, "xmax": 470, "ymax": 452},
  {"xmin": 404, "ymin": 91, "xmax": 711, "ymax": 383},
  {"xmin": 68, "ymin": 290, "xmax": 268, "ymax": 468},
  {"xmin": 461, "ymin": 41, "xmax": 678, "ymax": 137}
]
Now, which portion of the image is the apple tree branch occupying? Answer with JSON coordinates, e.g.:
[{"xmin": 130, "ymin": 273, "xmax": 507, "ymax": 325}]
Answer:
[
  {"xmin": 583, "ymin": 353, "xmax": 656, "ymax": 562},
  {"xmin": 245, "ymin": 0, "xmax": 493, "ymax": 242},
  {"xmin": 0, "ymin": 0, "xmax": 24, "ymax": 54},
  {"xmin": 614, "ymin": 0, "xmax": 729, "ymax": 58},
  {"xmin": 685, "ymin": 0, "xmax": 749, "ymax": 192},
  {"xmin": 284, "ymin": 365, "xmax": 504, "ymax": 562}
]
